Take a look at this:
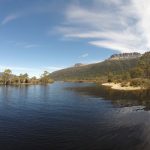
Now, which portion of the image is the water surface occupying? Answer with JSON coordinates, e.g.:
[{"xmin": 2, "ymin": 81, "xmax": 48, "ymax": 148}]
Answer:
[{"xmin": 0, "ymin": 82, "xmax": 150, "ymax": 150}]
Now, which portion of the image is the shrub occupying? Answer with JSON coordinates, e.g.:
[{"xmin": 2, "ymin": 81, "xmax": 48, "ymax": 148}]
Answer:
[
  {"xmin": 121, "ymin": 82, "xmax": 129, "ymax": 87},
  {"xmin": 130, "ymin": 78, "xmax": 149, "ymax": 87}
]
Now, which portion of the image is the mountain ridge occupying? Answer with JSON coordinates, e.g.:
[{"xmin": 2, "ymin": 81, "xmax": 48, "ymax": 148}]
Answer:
[{"xmin": 51, "ymin": 53, "xmax": 140, "ymax": 81}]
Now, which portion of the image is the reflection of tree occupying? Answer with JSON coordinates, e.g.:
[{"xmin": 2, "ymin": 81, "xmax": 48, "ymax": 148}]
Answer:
[{"xmin": 67, "ymin": 85, "xmax": 150, "ymax": 110}]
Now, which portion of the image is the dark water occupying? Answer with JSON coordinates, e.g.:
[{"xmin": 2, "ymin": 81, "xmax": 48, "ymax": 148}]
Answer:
[{"xmin": 0, "ymin": 82, "xmax": 149, "ymax": 150}]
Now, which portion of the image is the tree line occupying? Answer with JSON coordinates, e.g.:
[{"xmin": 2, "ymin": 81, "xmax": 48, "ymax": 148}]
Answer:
[{"xmin": 0, "ymin": 69, "xmax": 53, "ymax": 85}]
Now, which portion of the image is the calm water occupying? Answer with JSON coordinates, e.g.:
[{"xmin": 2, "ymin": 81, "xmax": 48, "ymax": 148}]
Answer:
[{"xmin": 0, "ymin": 82, "xmax": 150, "ymax": 150}]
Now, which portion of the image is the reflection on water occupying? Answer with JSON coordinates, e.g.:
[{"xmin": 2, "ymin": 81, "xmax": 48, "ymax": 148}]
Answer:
[
  {"xmin": 0, "ymin": 82, "xmax": 149, "ymax": 150},
  {"xmin": 67, "ymin": 84, "xmax": 150, "ymax": 110}
]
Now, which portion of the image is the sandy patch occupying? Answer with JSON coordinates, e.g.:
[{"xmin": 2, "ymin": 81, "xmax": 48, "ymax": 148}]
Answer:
[{"xmin": 102, "ymin": 83, "xmax": 143, "ymax": 91}]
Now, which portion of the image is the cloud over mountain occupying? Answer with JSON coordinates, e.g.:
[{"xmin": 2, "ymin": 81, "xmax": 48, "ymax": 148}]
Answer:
[{"xmin": 57, "ymin": 0, "xmax": 150, "ymax": 53}]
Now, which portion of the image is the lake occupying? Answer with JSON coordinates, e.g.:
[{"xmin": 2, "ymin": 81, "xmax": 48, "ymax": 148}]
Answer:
[{"xmin": 0, "ymin": 82, "xmax": 150, "ymax": 150}]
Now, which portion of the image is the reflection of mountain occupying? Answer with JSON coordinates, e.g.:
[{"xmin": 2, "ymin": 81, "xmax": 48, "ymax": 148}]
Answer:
[{"xmin": 66, "ymin": 85, "xmax": 150, "ymax": 110}]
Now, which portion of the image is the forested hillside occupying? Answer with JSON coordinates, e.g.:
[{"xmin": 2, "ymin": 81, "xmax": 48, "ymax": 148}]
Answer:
[
  {"xmin": 51, "ymin": 57, "xmax": 139, "ymax": 81},
  {"xmin": 130, "ymin": 51, "xmax": 150, "ymax": 79}
]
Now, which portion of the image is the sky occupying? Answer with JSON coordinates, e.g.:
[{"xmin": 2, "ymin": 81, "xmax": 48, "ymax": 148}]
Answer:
[{"xmin": 0, "ymin": 0, "xmax": 150, "ymax": 77}]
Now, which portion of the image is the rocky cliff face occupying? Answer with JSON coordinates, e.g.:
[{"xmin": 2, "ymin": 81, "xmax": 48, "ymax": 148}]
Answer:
[{"xmin": 109, "ymin": 52, "xmax": 142, "ymax": 60}]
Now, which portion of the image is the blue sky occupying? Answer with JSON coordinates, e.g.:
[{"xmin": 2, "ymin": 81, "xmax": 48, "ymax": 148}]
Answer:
[{"xmin": 0, "ymin": 0, "xmax": 149, "ymax": 77}]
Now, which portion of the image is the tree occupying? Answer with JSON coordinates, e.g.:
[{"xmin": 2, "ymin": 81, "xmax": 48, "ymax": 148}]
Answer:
[
  {"xmin": 138, "ymin": 52, "xmax": 150, "ymax": 78},
  {"xmin": 31, "ymin": 76, "xmax": 37, "ymax": 84},
  {"xmin": 40, "ymin": 71, "xmax": 50, "ymax": 84},
  {"xmin": 18, "ymin": 73, "xmax": 29, "ymax": 83},
  {"xmin": 23, "ymin": 73, "xmax": 29, "ymax": 83},
  {"xmin": 11, "ymin": 76, "xmax": 19, "ymax": 84},
  {"xmin": 107, "ymin": 72, "xmax": 113, "ymax": 82},
  {"xmin": 130, "ymin": 67, "xmax": 144, "ymax": 78},
  {"xmin": 122, "ymin": 72, "xmax": 131, "ymax": 80},
  {"xmin": 2, "ymin": 69, "xmax": 12, "ymax": 85},
  {"xmin": 19, "ymin": 74, "xmax": 24, "ymax": 84}
]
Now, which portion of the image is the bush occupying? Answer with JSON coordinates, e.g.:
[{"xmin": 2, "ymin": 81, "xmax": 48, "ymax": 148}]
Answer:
[
  {"xmin": 121, "ymin": 82, "xmax": 129, "ymax": 87},
  {"xmin": 144, "ymin": 80, "xmax": 150, "ymax": 89},
  {"xmin": 130, "ymin": 78, "xmax": 149, "ymax": 87},
  {"xmin": 108, "ymin": 79, "xmax": 112, "ymax": 83}
]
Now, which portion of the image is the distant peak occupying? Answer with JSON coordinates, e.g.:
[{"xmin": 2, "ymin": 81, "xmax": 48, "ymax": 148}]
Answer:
[{"xmin": 74, "ymin": 63, "xmax": 86, "ymax": 67}]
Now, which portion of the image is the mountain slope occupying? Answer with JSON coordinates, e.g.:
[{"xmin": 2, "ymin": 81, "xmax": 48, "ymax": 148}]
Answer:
[{"xmin": 51, "ymin": 58, "xmax": 139, "ymax": 81}]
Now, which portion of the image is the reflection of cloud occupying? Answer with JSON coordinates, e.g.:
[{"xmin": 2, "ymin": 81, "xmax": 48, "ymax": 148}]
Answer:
[
  {"xmin": 111, "ymin": 106, "xmax": 146, "ymax": 127},
  {"xmin": 118, "ymin": 106, "xmax": 145, "ymax": 114}
]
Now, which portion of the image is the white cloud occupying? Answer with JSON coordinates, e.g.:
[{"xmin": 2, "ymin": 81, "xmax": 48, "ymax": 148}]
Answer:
[
  {"xmin": 45, "ymin": 66, "xmax": 64, "ymax": 71},
  {"xmin": 56, "ymin": 0, "xmax": 150, "ymax": 53},
  {"xmin": 1, "ymin": 2, "xmax": 56, "ymax": 25}
]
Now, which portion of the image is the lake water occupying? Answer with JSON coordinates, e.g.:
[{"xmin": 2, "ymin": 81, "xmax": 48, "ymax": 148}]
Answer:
[{"xmin": 0, "ymin": 82, "xmax": 150, "ymax": 150}]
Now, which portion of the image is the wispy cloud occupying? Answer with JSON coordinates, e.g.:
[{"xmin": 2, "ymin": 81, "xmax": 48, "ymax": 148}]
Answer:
[
  {"xmin": 56, "ymin": 0, "xmax": 150, "ymax": 53},
  {"xmin": 7, "ymin": 41, "xmax": 39, "ymax": 49},
  {"xmin": 79, "ymin": 53, "xmax": 89, "ymax": 58},
  {"xmin": 1, "ymin": 14, "xmax": 19, "ymax": 25},
  {"xmin": 24, "ymin": 44, "xmax": 39, "ymax": 49},
  {"xmin": 1, "ymin": 1, "xmax": 57, "ymax": 25},
  {"xmin": 14, "ymin": 42, "xmax": 27, "ymax": 46},
  {"xmin": 0, "ymin": 65, "xmax": 39, "ymax": 72},
  {"xmin": 45, "ymin": 66, "xmax": 64, "ymax": 71}
]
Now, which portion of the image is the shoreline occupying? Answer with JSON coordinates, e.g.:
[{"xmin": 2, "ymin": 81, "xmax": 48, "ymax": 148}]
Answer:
[
  {"xmin": 102, "ymin": 83, "xmax": 145, "ymax": 91},
  {"xmin": 51, "ymin": 80, "xmax": 147, "ymax": 91},
  {"xmin": 0, "ymin": 82, "xmax": 54, "ymax": 86}
]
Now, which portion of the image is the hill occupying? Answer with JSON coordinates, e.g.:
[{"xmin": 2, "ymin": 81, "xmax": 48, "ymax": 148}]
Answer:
[{"xmin": 51, "ymin": 57, "xmax": 139, "ymax": 81}]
